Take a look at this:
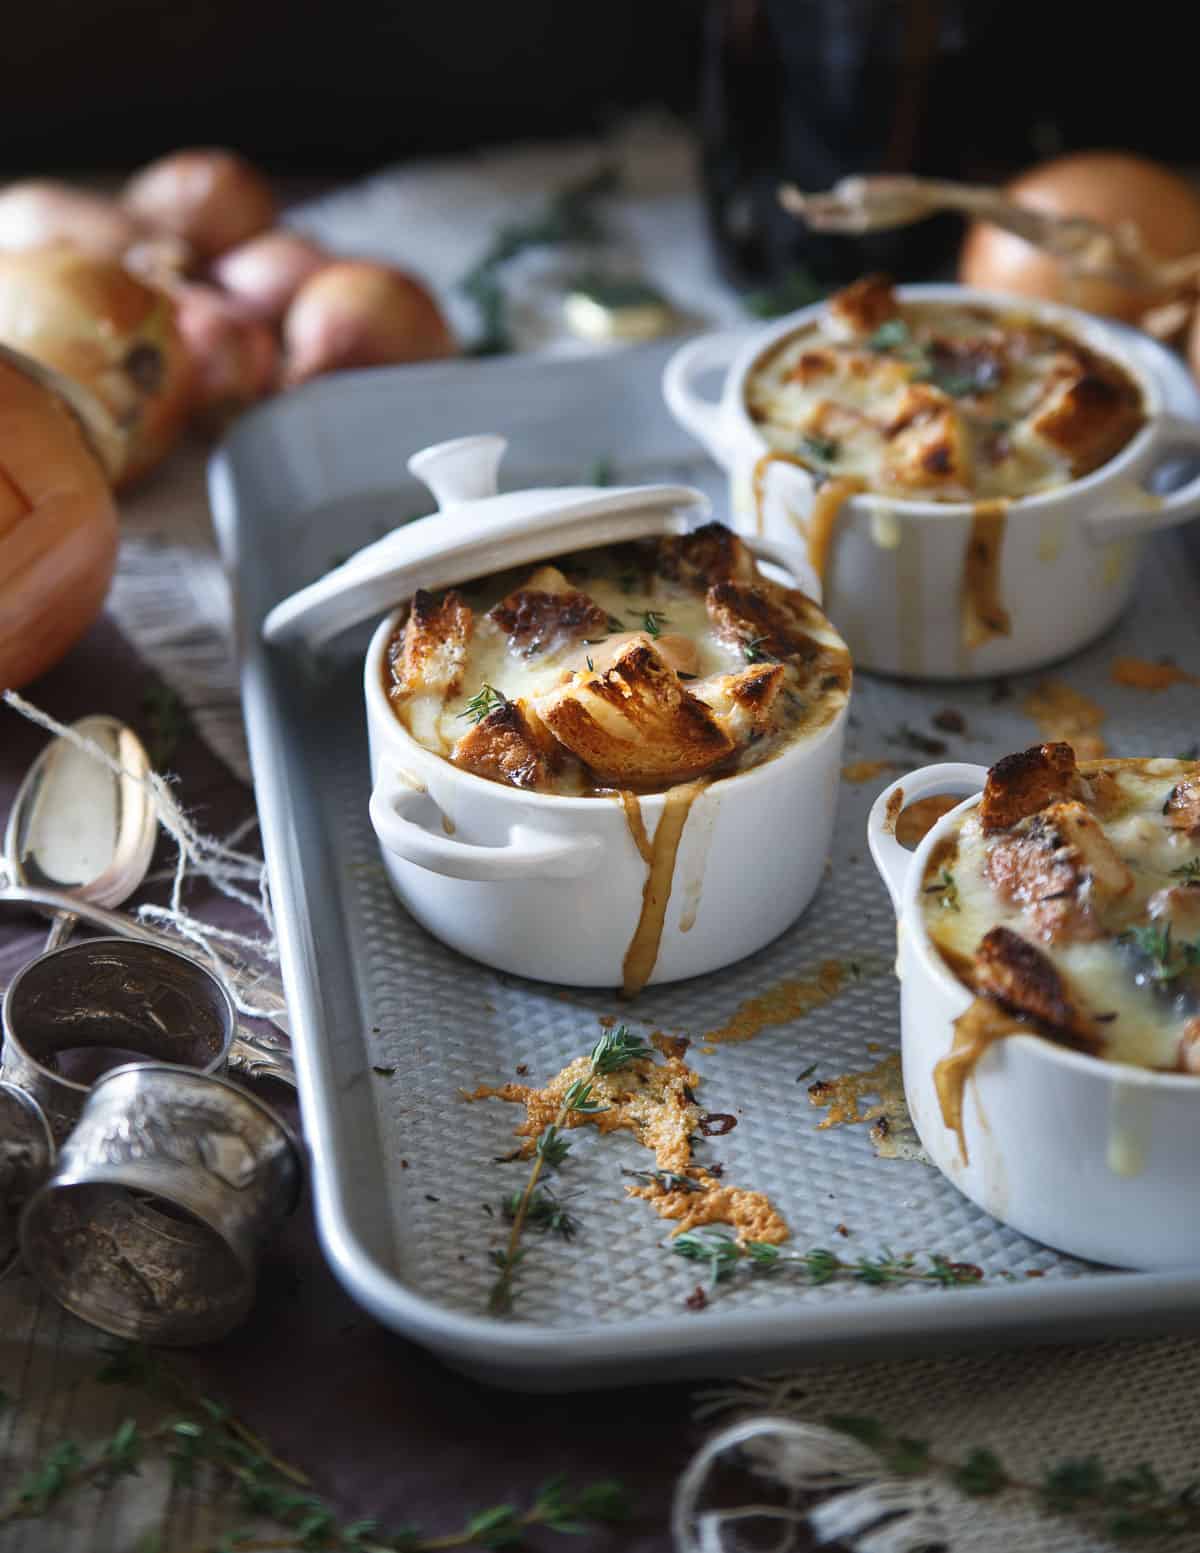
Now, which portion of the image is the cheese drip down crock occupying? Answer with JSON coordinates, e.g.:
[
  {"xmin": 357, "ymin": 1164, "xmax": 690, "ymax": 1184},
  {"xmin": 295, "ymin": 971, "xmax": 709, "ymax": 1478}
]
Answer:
[
  {"xmin": 923, "ymin": 744, "xmax": 1200, "ymax": 1077},
  {"xmin": 383, "ymin": 523, "xmax": 851, "ymax": 798}
]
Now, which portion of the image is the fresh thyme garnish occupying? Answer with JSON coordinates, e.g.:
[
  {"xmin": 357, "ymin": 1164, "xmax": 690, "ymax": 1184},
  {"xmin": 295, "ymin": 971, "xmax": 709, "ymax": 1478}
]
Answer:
[
  {"xmin": 586, "ymin": 655, "xmax": 595, "ymax": 672},
  {"xmin": 1171, "ymin": 857, "xmax": 1200, "ymax": 883},
  {"xmin": 924, "ymin": 869, "xmax": 960, "ymax": 911},
  {"xmin": 141, "ymin": 682, "xmax": 189, "ymax": 768},
  {"xmin": 459, "ymin": 165, "xmax": 619, "ymax": 355},
  {"xmin": 673, "ymin": 1227, "xmax": 984, "ymax": 1292},
  {"xmin": 637, "ymin": 609, "xmax": 669, "ymax": 639},
  {"xmin": 0, "ymin": 1342, "xmax": 631, "ymax": 1545},
  {"xmin": 742, "ymin": 633, "xmax": 775, "ymax": 663},
  {"xmin": 1119, "ymin": 921, "xmax": 1200, "ymax": 981},
  {"xmin": 502, "ymin": 1185, "xmax": 580, "ymax": 1240},
  {"xmin": 458, "ymin": 682, "xmax": 507, "ymax": 725},
  {"xmin": 818, "ymin": 1414, "xmax": 1200, "ymax": 1542},
  {"xmin": 742, "ymin": 265, "xmax": 824, "ymax": 319},
  {"xmin": 585, "ymin": 454, "xmax": 615, "ymax": 486},
  {"xmin": 622, "ymin": 1167, "xmax": 706, "ymax": 1195},
  {"xmin": 489, "ymin": 1026, "xmax": 654, "ymax": 1314},
  {"xmin": 800, "ymin": 433, "xmax": 839, "ymax": 465},
  {"xmin": 865, "ymin": 318, "xmax": 914, "ymax": 354}
]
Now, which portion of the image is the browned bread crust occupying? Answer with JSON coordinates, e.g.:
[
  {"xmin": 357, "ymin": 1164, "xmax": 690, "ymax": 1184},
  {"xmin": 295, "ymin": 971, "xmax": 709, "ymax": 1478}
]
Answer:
[
  {"xmin": 451, "ymin": 698, "xmax": 560, "ymax": 791},
  {"xmin": 391, "ymin": 589, "xmax": 473, "ymax": 696},
  {"xmin": 827, "ymin": 273, "xmax": 898, "ymax": 337},
  {"xmin": 979, "ymin": 742, "xmax": 1079, "ymax": 833},
  {"xmin": 973, "ymin": 926, "xmax": 1099, "ymax": 1050},
  {"xmin": 656, "ymin": 524, "xmax": 757, "ymax": 591}
]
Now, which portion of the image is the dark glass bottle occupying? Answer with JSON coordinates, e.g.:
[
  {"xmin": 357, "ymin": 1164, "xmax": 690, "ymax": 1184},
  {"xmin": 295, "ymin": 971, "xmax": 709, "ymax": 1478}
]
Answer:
[{"xmin": 700, "ymin": 0, "xmax": 1005, "ymax": 289}]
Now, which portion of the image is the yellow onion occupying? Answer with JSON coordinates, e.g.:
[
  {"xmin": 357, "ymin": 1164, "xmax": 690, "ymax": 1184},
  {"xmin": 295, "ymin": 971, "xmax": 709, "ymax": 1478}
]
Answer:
[
  {"xmin": 0, "ymin": 248, "xmax": 193, "ymax": 487},
  {"xmin": 281, "ymin": 260, "xmax": 455, "ymax": 385},
  {"xmin": 959, "ymin": 151, "xmax": 1200, "ymax": 322},
  {"xmin": 123, "ymin": 149, "xmax": 277, "ymax": 261},
  {"xmin": 171, "ymin": 282, "xmax": 279, "ymax": 414},
  {"xmin": 0, "ymin": 180, "xmax": 146, "ymax": 259},
  {"xmin": 1188, "ymin": 305, "xmax": 1200, "ymax": 387},
  {"xmin": 211, "ymin": 229, "xmax": 330, "ymax": 321},
  {"xmin": 0, "ymin": 351, "xmax": 119, "ymax": 689}
]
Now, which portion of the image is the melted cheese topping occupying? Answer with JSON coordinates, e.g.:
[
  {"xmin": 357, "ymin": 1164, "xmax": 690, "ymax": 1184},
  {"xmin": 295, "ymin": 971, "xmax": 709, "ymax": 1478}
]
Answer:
[
  {"xmin": 925, "ymin": 759, "xmax": 1200, "ymax": 1070},
  {"xmin": 746, "ymin": 298, "xmax": 1144, "ymax": 502}
]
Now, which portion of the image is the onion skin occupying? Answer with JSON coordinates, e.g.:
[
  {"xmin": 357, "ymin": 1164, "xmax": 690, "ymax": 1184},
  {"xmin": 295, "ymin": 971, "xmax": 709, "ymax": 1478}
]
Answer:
[
  {"xmin": 0, "ymin": 248, "xmax": 193, "ymax": 488},
  {"xmin": 171, "ymin": 282, "xmax": 279, "ymax": 414},
  {"xmin": 1188, "ymin": 307, "xmax": 1200, "ymax": 388},
  {"xmin": 211, "ymin": 229, "xmax": 329, "ymax": 322},
  {"xmin": 0, "ymin": 355, "xmax": 118, "ymax": 689},
  {"xmin": 281, "ymin": 260, "xmax": 455, "ymax": 384},
  {"xmin": 0, "ymin": 180, "xmax": 145, "ymax": 260},
  {"xmin": 959, "ymin": 152, "xmax": 1200, "ymax": 322},
  {"xmin": 123, "ymin": 149, "xmax": 277, "ymax": 261}
]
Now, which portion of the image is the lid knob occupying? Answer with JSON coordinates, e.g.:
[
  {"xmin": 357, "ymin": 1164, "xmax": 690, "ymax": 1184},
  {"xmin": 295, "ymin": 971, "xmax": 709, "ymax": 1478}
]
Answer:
[{"xmin": 407, "ymin": 435, "xmax": 506, "ymax": 511}]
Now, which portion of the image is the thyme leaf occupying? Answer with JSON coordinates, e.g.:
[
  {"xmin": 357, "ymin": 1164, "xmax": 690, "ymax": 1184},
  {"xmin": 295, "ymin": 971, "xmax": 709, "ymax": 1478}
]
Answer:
[
  {"xmin": 923, "ymin": 869, "xmax": 960, "ymax": 911},
  {"xmin": 1120, "ymin": 921, "xmax": 1200, "ymax": 981},
  {"xmin": 800, "ymin": 434, "xmax": 839, "ymax": 465},
  {"xmin": 1170, "ymin": 857, "xmax": 1200, "ymax": 884},
  {"xmin": 458, "ymin": 683, "xmax": 507, "ymax": 725},
  {"xmin": 636, "ymin": 609, "xmax": 669, "ymax": 639},
  {"xmin": 742, "ymin": 633, "xmax": 775, "ymax": 664},
  {"xmin": 673, "ymin": 1227, "xmax": 983, "ymax": 1292}
]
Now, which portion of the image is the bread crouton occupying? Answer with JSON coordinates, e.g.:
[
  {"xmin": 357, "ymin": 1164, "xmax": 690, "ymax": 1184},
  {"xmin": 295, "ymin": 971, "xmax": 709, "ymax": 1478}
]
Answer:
[
  {"xmin": 535, "ymin": 639, "xmax": 734, "ymax": 787},
  {"xmin": 985, "ymin": 799, "xmax": 1132, "ymax": 942},
  {"xmin": 450, "ymin": 698, "xmax": 560, "ymax": 791},
  {"xmin": 1165, "ymin": 779, "xmax": 1200, "ymax": 837},
  {"xmin": 979, "ymin": 743, "xmax": 1079, "ymax": 833},
  {"xmin": 1029, "ymin": 357, "xmax": 1144, "ymax": 477},
  {"xmin": 706, "ymin": 579, "xmax": 825, "ymax": 662},
  {"xmin": 656, "ymin": 524, "xmax": 757, "ymax": 590},
  {"xmin": 691, "ymin": 663, "xmax": 786, "ymax": 745},
  {"xmin": 973, "ymin": 926, "xmax": 1099, "ymax": 1050},
  {"xmin": 390, "ymin": 589, "xmax": 473, "ymax": 696},
  {"xmin": 487, "ymin": 568, "xmax": 609, "ymax": 657},
  {"xmin": 882, "ymin": 385, "xmax": 973, "ymax": 494},
  {"xmin": 826, "ymin": 274, "xmax": 898, "ymax": 339}
]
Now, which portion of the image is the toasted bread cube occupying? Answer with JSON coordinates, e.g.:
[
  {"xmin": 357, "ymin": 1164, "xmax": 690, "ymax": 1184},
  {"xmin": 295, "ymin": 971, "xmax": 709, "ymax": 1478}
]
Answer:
[
  {"xmin": 1165, "ymin": 779, "xmax": 1200, "ymax": 838},
  {"xmin": 691, "ymin": 663, "xmax": 786, "ymax": 745},
  {"xmin": 706, "ymin": 579, "xmax": 825, "ymax": 662},
  {"xmin": 882, "ymin": 385, "xmax": 973, "ymax": 494},
  {"xmin": 973, "ymin": 926, "xmax": 1098, "ymax": 1050},
  {"xmin": 1029, "ymin": 361, "xmax": 1143, "ymax": 477},
  {"xmin": 979, "ymin": 743, "xmax": 1079, "ymax": 833},
  {"xmin": 564, "ymin": 630, "xmax": 699, "ymax": 680},
  {"xmin": 535, "ymin": 639, "xmax": 734, "ymax": 787},
  {"xmin": 656, "ymin": 524, "xmax": 757, "ymax": 590},
  {"xmin": 984, "ymin": 799, "xmax": 1130, "ymax": 943},
  {"xmin": 391, "ymin": 589, "xmax": 473, "ymax": 697},
  {"xmin": 487, "ymin": 568, "xmax": 609, "ymax": 657},
  {"xmin": 826, "ymin": 274, "xmax": 898, "ymax": 339},
  {"xmin": 451, "ymin": 698, "xmax": 561, "ymax": 791},
  {"xmin": 1038, "ymin": 801, "xmax": 1133, "ymax": 902}
]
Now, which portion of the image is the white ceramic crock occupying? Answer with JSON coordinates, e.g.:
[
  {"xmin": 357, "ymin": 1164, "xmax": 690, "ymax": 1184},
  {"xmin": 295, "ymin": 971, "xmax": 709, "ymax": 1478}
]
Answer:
[
  {"xmin": 664, "ymin": 284, "xmax": 1200, "ymax": 680},
  {"xmin": 868, "ymin": 763, "xmax": 1200, "ymax": 1269},
  {"xmin": 356, "ymin": 440, "xmax": 849, "ymax": 990}
]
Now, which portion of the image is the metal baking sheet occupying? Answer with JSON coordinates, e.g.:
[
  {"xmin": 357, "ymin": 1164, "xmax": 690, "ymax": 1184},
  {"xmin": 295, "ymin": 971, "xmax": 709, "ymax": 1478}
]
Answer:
[{"xmin": 210, "ymin": 339, "xmax": 1200, "ymax": 1390}]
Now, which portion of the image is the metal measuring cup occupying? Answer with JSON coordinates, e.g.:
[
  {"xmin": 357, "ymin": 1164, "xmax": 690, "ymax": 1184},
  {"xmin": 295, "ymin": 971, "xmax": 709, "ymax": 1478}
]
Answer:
[
  {"xmin": 1, "ymin": 938, "xmax": 235, "ymax": 1139},
  {"xmin": 20, "ymin": 1063, "xmax": 302, "ymax": 1344},
  {"xmin": 0, "ymin": 1081, "xmax": 54, "ymax": 1280}
]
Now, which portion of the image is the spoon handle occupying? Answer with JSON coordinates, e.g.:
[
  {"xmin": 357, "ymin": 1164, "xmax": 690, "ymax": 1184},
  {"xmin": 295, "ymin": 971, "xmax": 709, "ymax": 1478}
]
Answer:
[
  {"xmin": 43, "ymin": 910, "xmax": 78, "ymax": 953},
  {"xmin": 228, "ymin": 1027, "xmax": 296, "ymax": 1088}
]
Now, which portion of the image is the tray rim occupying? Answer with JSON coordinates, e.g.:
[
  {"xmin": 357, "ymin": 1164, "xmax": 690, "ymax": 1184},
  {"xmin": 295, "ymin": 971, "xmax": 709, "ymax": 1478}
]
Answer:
[{"xmin": 209, "ymin": 348, "xmax": 1200, "ymax": 1389}]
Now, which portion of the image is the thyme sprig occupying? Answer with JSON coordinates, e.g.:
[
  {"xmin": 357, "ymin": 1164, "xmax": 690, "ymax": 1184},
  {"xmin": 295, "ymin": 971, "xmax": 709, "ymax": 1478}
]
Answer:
[
  {"xmin": 636, "ymin": 609, "xmax": 669, "ymax": 639},
  {"xmin": 742, "ymin": 633, "xmax": 775, "ymax": 664},
  {"xmin": 488, "ymin": 1026, "xmax": 654, "ymax": 1314},
  {"xmin": 799, "ymin": 434, "xmax": 839, "ymax": 466},
  {"xmin": 1, "ymin": 1345, "xmax": 630, "ymax": 1548},
  {"xmin": 825, "ymin": 1414, "xmax": 1200, "ymax": 1542},
  {"xmin": 458, "ymin": 683, "xmax": 507, "ymax": 725},
  {"xmin": 1120, "ymin": 921, "xmax": 1200, "ymax": 981},
  {"xmin": 1170, "ymin": 857, "xmax": 1200, "ymax": 884},
  {"xmin": 924, "ymin": 869, "xmax": 960, "ymax": 912},
  {"xmin": 673, "ymin": 1227, "xmax": 983, "ymax": 1292}
]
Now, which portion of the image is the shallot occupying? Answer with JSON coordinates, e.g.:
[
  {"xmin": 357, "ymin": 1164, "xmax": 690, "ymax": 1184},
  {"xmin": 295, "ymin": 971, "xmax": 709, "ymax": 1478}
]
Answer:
[
  {"xmin": 0, "ymin": 249, "xmax": 193, "ymax": 487},
  {"xmin": 281, "ymin": 260, "xmax": 455, "ymax": 384},
  {"xmin": 123, "ymin": 148, "xmax": 277, "ymax": 260},
  {"xmin": 211, "ymin": 229, "xmax": 330, "ymax": 321},
  {"xmin": 171, "ymin": 282, "xmax": 279, "ymax": 413}
]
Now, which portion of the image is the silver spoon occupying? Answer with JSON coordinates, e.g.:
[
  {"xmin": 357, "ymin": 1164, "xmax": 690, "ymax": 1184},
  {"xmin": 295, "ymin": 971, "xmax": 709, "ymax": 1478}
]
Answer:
[{"xmin": 4, "ymin": 716, "xmax": 295, "ymax": 1088}]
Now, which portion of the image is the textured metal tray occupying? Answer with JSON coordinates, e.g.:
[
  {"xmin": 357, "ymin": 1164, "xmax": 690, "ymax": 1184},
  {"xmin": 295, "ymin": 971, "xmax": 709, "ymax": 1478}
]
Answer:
[{"xmin": 211, "ymin": 339, "xmax": 1200, "ymax": 1390}]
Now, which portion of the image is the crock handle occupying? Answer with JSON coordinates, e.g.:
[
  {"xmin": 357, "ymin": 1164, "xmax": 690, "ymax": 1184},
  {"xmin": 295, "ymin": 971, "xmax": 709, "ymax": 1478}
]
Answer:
[
  {"xmin": 868, "ymin": 763, "xmax": 989, "ymax": 913},
  {"xmin": 369, "ymin": 769, "xmax": 601, "ymax": 882},
  {"xmin": 1084, "ymin": 415, "xmax": 1200, "ymax": 540},
  {"xmin": 661, "ymin": 330, "xmax": 750, "ymax": 467}
]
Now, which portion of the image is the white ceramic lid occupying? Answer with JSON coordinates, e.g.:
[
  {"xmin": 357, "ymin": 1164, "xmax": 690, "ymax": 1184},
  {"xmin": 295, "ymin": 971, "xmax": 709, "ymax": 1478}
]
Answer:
[{"xmin": 261, "ymin": 434, "xmax": 713, "ymax": 649}]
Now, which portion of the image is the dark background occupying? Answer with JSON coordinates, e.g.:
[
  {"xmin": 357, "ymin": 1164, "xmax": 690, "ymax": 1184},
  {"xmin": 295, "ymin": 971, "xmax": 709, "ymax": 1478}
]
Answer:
[{"xmin": 5, "ymin": 1, "xmax": 1198, "ymax": 287}]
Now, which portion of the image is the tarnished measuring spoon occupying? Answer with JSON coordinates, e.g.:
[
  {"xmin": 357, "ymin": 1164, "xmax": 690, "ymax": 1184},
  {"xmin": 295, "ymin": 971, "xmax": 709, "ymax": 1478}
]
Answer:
[{"xmin": 3, "ymin": 717, "xmax": 295, "ymax": 1088}]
